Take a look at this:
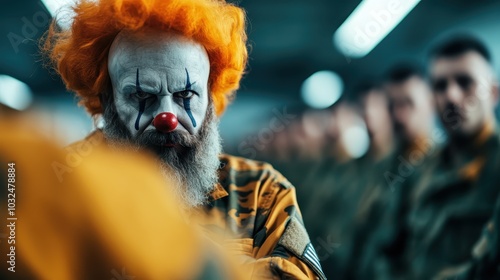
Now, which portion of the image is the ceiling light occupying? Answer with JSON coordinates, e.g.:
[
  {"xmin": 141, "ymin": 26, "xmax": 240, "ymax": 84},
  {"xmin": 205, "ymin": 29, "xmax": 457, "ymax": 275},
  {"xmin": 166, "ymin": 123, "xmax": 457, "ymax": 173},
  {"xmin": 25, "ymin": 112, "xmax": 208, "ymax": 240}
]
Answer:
[
  {"xmin": 334, "ymin": 0, "xmax": 421, "ymax": 58},
  {"xmin": 0, "ymin": 75, "xmax": 33, "ymax": 111},
  {"xmin": 301, "ymin": 71, "xmax": 343, "ymax": 109},
  {"xmin": 41, "ymin": 0, "xmax": 75, "ymax": 29}
]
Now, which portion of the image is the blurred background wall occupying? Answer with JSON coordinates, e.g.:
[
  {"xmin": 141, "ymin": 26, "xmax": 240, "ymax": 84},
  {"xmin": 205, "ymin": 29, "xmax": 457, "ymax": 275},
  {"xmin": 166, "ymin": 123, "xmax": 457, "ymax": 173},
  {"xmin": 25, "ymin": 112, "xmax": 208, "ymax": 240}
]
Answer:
[{"xmin": 1, "ymin": 0, "xmax": 499, "ymax": 153}]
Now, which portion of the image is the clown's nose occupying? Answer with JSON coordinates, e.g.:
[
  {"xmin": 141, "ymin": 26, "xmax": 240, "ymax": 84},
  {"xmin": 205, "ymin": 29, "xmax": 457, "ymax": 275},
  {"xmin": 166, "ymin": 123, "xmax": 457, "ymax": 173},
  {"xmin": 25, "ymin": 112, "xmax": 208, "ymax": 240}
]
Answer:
[{"xmin": 153, "ymin": 112, "xmax": 178, "ymax": 133}]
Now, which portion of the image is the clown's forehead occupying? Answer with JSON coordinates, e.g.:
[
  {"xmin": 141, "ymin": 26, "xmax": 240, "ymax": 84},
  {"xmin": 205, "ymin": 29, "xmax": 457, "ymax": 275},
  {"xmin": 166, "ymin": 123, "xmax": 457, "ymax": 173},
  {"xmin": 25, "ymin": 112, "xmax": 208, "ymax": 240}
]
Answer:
[{"xmin": 108, "ymin": 28, "xmax": 209, "ymax": 88}]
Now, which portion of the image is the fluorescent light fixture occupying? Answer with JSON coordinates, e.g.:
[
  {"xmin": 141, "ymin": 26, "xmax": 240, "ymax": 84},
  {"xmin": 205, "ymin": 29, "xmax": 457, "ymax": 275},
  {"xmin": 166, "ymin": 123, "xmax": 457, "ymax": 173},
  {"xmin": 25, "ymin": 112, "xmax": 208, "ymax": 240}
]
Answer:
[
  {"xmin": 41, "ymin": 0, "xmax": 74, "ymax": 16},
  {"xmin": 0, "ymin": 75, "xmax": 33, "ymax": 111},
  {"xmin": 41, "ymin": 0, "xmax": 75, "ymax": 29},
  {"xmin": 334, "ymin": 0, "xmax": 421, "ymax": 58},
  {"xmin": 301, "ymin": 71, "xmax": 343, "ymax": 109}
]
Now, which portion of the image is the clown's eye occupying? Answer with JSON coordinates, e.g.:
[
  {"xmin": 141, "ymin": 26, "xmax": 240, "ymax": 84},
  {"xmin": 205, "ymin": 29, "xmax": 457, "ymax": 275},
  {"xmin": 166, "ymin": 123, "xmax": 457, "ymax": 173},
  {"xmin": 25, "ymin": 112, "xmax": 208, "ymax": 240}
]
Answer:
[
  {"xmin": 134, "ymin": 91, "xmax": 150, "ymax": 99},
  {"xmin": 174, "ymin": 90, "xmax": 196, "ymax": 99}
]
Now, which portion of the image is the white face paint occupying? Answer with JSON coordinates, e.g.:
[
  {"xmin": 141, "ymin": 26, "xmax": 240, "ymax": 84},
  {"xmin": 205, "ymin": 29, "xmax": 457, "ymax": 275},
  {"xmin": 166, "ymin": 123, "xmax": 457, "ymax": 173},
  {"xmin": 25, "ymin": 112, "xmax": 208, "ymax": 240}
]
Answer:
[{"xmin": 108, "ymin": 28, "xmax": 210, "ymax": 138}]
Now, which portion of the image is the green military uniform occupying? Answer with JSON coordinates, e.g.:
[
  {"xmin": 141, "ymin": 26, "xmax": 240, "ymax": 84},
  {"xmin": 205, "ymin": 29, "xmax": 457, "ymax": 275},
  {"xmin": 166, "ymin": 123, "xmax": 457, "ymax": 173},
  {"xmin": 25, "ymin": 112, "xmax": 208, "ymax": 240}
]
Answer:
[
  {"xmin": 303, "ymin": 147, "xmax": 397, "ymax": 279},
  {"xmin": 339, "ymin": 149, "xmax": 399, "ymax": 279},
  {"xmin": 432, "ymin": 193, "xmax": 500, "ymax": 280},
  {"xmin": 363, "ymin": 130, "xmax": 500, "ymax": 280},
  {"xmin": 466, "ymin": 193, "xmax": 500, "ymax": 279},
  {"xmin": 277, "ymin": 154, "xmax": 360, "ymax": 279},
  {"xmin": 347, "ymin": 137, "xmax": 438, "ymax": 280},
  {"xmin": 367, "ymin": 127, "xmax": 500, "ymax": 280},
  {"xmin": 404, "ymin": 129, "xmax": 500, "ymax": 280}
]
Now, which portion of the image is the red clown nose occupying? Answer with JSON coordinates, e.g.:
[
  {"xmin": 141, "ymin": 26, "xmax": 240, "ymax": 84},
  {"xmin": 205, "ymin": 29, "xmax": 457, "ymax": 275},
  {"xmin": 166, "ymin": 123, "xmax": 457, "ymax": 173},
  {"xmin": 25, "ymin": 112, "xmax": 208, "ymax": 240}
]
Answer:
[{"xmin": 153, "ymin": 112, "xmax": 178, "ymax": 133}]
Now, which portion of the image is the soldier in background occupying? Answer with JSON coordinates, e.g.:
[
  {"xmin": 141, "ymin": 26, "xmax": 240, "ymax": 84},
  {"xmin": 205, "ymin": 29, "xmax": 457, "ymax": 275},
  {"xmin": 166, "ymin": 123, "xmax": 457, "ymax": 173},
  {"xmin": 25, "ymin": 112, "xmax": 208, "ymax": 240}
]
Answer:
[
  {"xmin": 311, "ymin": 83, "xmax": 396, "ymax": 279},
  {"xmin": 372, "ymin": 35, "xmax": 500, "ymax": 280},
  {"xmin": 357, "ymin": 82, "xmax": 397, "ymax": 164},
  {"xmin": 385, "ymin": 63, "xmax": 437, "ymax": 165},
  {"xmin": 407, "ymin": 34, "xmax": 500, "ymax": 280},
  {"xmin": 300, "ymin": 101, "xmax": 366, "ymax": 247},
  {"xmin": 356, "ymin": 63, "xmax": 441, "ymax": 280}
]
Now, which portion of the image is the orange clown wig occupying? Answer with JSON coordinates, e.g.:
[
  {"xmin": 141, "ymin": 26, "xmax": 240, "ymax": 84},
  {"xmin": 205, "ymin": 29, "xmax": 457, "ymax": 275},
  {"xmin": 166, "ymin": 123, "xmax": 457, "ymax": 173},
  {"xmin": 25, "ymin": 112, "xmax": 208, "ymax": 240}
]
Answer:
[{"xmin": 43, "ymin": 0, "xmax": 248, "ymax": 116}]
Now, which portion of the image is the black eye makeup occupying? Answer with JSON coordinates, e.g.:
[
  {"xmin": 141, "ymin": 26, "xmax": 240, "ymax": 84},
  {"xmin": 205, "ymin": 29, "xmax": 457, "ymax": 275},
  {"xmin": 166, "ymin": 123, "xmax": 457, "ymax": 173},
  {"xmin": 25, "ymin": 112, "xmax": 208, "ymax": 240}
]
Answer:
[
  {"xmin": 125, "ymin": 68, "xmax": 202, "ymax": 130},
  {"xmin": 134, "ymin": 68, "xmax": 157, "ymax": 131},
  {"xmin": 134, "ymin": 91, "xmax": 151, "ymax": 99},
  {"xmin": 173, "ymin": 69, "xmax": 199, "ymax": 100},
  {"xmin": 173, "ymin": 90, "xmax": 198, "ymax": 99},
  {"xmin": 181, "ymin": 68, "xmax": 198, "ymax": 128}
]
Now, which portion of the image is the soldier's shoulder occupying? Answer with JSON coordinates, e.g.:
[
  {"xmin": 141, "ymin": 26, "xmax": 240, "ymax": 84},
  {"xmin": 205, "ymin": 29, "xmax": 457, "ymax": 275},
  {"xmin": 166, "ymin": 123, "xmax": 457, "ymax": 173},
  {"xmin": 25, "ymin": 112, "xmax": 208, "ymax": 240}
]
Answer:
[{"xmin": 219, "ymin": 154, "xmax": 294, "ymax": 189}]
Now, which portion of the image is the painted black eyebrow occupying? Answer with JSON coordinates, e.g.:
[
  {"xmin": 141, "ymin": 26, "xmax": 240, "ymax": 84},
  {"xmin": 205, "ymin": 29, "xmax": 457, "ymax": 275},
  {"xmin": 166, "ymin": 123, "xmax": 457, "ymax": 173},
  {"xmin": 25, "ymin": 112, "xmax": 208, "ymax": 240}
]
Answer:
[
  {"xmin": 136, "ymin": 68, "xmax": 143, "ymax": 92},
  {"xmin": 183, "ymin": 68, "xmax": 197, "ymax": 127},
  {"xmin": 184, "ymin": 68, "xmax": 197, "ymax": 90}
]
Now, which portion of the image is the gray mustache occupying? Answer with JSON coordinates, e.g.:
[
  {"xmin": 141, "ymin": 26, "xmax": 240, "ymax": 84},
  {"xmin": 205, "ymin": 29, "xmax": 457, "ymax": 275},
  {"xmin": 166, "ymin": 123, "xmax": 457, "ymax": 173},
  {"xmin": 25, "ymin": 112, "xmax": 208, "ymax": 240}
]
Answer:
[{"xmin": 136, "ymin": 130, "xmax": 195, "ymax": 148}]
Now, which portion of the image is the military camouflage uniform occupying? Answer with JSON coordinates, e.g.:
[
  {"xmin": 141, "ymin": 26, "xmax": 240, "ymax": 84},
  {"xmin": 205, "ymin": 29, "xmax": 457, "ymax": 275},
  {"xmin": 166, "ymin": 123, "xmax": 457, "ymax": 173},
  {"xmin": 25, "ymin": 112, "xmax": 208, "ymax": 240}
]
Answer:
[
  {"xmin": 433, "ymin": 191, "xmax": 500, "ymax": 280},
  {"xmin": 371, "ymin": 128, "xmax": 500, "ymax": 280},
  {"xmin": 340, "ymin": 149, "xmax": 399, "ymax": 280},
  {"xmin": 465, "ymin": 193, "xmax": 500, "ymax": 279},
  {"xmin": 405, "ymin": 129, "xmax": 500, "ymax": 279},
  {"xmin": 300, "ymin": 147, "xmax": 397, "ymax": 279},
  {"xmin": 357, "ymin": 137, "xmax": 442, "ymax": 280},
  {"xmin": 202, "ymin": 154, "xmax": 326, "ymax": 279}
]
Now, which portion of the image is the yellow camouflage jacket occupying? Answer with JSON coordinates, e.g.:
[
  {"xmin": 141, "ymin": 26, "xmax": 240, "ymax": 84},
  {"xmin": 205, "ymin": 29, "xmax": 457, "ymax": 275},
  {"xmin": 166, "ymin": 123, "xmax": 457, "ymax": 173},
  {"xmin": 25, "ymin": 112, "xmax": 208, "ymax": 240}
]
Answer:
[{"xmin": 201, "ymin": 154, "xmax": 326, "ymax": 279}]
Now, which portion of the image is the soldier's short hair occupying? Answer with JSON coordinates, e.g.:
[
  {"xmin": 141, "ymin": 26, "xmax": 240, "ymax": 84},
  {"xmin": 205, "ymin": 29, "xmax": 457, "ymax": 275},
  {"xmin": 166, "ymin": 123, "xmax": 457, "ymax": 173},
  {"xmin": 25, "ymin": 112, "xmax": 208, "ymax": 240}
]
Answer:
[
  {"xmin": 430, "ymin": 34, "xmax": 491, "ymax": 63},
  {"xmin": 385, "ymin": 62, "xmax": 426, "ymax": 84},
  {"xmin": 353, "ymin": 79, "xmax": 385, "ymax": 104}
]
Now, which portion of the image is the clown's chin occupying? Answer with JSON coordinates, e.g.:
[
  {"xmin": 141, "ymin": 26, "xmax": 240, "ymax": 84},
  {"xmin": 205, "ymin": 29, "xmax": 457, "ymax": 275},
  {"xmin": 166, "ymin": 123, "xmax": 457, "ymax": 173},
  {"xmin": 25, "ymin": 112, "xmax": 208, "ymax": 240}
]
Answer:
[{"xmin": 150, "ymin": 117, "xmax": 222, "ymax": 208}]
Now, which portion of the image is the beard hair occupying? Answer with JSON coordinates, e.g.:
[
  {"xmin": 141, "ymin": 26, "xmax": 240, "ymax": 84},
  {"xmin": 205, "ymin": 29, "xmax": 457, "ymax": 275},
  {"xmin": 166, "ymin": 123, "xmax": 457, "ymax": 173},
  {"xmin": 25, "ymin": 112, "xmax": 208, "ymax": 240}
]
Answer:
[{"xmin": 101, "ymin": 96, "xmax": 222, "ymax": 208}]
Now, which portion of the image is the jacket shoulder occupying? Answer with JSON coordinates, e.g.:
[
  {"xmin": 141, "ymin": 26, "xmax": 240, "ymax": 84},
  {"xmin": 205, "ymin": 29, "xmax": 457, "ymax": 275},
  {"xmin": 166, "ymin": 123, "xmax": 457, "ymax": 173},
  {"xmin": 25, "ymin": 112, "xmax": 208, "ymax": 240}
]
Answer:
[{"xmin": 219, "ymin": 154, "xmax": 294, "ymax": 190}]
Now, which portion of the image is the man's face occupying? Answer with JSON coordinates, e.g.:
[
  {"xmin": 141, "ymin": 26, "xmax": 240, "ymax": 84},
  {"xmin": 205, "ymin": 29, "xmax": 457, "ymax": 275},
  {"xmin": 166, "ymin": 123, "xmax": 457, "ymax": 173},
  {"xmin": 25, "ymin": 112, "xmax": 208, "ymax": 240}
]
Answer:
[
  {"xmin": 104, "ymin": 29, "xmax": 221, "ymax": 207},
  {"xmin": 361, "ymin": 90, "xmax": 392, "ymax": 143},
  {"xmin": 108, "ymin": 29, "xmax": 210, "ymax": 137},
  {"xmin": 386, "ymin": 76, "xmax": 434, "ymax": 141},
  {"xmin": 430, "ymin": 51, "xmax": 498, "ymax": 137}
]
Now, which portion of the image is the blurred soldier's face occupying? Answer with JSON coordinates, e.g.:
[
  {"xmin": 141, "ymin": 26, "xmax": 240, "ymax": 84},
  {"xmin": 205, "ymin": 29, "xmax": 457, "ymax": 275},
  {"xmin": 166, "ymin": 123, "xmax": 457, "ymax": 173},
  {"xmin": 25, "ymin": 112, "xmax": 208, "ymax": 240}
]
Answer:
[
  {"xmin": 386, "ymin": 76, "xmax": 434, "ymax": 142},
  {"xmin": 431, "ymin": 51, "xmax": 498, "ymax": 137},
  {"xmin": 361, "ymin": 90, "xmax": 393, "ymax": 145},
  {"xmin": 103, "ymin": 28, "xmax": 222, "ymax": 207}
]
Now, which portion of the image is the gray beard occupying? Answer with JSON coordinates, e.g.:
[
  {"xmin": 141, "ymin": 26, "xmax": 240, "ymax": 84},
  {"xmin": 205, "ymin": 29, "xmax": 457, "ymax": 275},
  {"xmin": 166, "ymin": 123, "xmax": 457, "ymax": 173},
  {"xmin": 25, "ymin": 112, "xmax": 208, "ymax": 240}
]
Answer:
[{"xmin": 101, "ymin": 101, "xmax": 222, "ymax": 208}]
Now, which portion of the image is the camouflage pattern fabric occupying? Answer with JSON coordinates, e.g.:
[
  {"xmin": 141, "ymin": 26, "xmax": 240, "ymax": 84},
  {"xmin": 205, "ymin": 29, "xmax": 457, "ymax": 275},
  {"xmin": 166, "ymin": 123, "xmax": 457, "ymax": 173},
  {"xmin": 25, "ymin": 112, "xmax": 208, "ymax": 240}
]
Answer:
[{"xmin": 202, "ymin": 154, "xmax": 327, "ymax": 279}]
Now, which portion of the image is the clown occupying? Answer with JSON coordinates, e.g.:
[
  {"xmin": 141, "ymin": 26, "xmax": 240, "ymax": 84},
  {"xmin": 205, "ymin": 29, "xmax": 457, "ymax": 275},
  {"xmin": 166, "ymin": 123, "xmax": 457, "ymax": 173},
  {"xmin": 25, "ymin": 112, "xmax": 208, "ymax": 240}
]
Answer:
[{"xmin": 44, "ymin": 0, "xmax": 326, "ymax": 278}]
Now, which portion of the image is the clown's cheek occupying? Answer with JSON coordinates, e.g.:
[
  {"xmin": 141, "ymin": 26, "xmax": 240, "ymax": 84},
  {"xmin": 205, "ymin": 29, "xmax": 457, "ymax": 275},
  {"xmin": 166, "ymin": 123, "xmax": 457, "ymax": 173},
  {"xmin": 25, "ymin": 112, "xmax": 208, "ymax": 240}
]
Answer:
[{"xmin": 116, "ymin": 105, "xmax": 140, "ymax": 136}]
